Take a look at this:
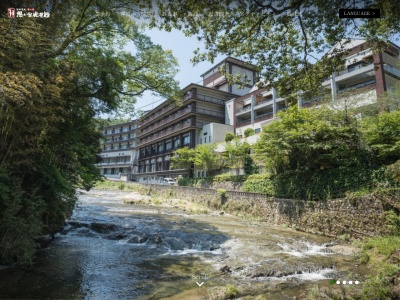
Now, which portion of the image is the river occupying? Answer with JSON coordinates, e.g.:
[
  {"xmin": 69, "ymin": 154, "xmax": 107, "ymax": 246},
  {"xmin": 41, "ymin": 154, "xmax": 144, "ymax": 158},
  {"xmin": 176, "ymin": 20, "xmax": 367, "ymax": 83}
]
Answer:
[{"xmin": 0, "ymin": 189, "xmax": 371, "ymax": 299}]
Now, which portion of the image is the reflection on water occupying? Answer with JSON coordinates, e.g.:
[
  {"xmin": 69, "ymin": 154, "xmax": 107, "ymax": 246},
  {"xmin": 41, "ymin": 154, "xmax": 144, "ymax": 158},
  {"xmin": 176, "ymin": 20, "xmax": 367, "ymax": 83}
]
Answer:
[{"xmin": 0, "ymin": 189, "xmax": 369, "ymax": 299}]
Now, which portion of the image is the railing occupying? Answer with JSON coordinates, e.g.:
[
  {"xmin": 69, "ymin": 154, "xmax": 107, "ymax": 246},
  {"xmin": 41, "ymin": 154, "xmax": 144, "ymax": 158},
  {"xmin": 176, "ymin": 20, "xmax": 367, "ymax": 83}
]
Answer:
[
  {"xmin": 337, "ymin": 79, "xmax": 376, "ymax": 94},
  {"xmin": 255, "ymin": 112, "xmax": 273, "ymax": 121},
  {"xmin": 196, "ymin": 108, "xmax": 224, "ymax": 118},
  {"xmin": 139, "ymin": 120, "xmax": 193, "ymax": 146},
  {"xmin": 140, "ymin": 106, "xmax": 193, "ymax": 135},
  {"xmin": 335, "ymin": 63, "xmax": 373, "ymax": 77},
  {"xmin": 184, "ymin": 93, "xmax": 225, "ymax": 105},
  {"xmin": 255, "ymin": 99, "xmax": 273, "ymax": 107},
  {"xmin": 236, "ymin": 106, "xmax": 252, "ymax": 114},
  {"xmin": 255, "ymin": 112, "xmax": 273, "ymax": 119},
  {"xmin": 141, "ymin": 103, "xmax": 177, "ymax": 126},
  {"xmin": 236, "ymin": 118, "xmax": 251, "ymax": 126}
]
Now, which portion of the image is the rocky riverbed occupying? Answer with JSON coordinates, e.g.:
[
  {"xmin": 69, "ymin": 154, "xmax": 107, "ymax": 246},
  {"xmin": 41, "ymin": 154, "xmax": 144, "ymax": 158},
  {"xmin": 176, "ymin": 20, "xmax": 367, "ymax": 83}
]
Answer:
[{"xmin": 0, "ymin": 189, "xmax": 371, "ymax": 299}]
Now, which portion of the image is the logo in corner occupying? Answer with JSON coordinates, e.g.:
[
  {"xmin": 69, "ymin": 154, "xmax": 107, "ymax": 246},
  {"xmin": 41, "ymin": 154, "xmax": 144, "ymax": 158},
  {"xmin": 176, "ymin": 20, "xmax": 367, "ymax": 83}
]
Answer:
[{"xmin": 8, "ymin": 8, "xmax": 16, "ymax": 18}]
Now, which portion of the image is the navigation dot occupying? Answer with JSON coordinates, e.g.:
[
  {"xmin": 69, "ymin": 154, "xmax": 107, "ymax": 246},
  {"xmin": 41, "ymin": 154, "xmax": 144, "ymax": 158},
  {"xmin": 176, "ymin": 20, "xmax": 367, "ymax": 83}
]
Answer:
[
  {"xmin": 349, "ymin": 280, "xmax": 353, "ymax": 285},
  {"xmin": 355, "ymin": 280, "xmax": 360, "ymax": 285},
  {"xmin": 343, "ymin": 280, "xmax": 347, "ymax": 284},
  {"xmin": 336, "ymin": 280, "xmax": 341, "ymax": 284}
]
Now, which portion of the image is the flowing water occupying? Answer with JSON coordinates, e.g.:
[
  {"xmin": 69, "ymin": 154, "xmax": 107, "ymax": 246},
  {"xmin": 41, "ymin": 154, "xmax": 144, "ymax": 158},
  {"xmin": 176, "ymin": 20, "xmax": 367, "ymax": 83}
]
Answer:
[{"xmin": 0, "ymin": 189, "xmax": 371, "ymax": 299}]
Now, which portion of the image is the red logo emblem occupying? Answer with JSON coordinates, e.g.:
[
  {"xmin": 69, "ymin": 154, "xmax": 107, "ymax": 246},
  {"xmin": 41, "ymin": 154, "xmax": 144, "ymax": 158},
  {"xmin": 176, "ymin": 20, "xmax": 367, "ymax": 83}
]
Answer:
[{"xmin": 8, "ymin": 8, "xmax": 16, "ymax": 18}]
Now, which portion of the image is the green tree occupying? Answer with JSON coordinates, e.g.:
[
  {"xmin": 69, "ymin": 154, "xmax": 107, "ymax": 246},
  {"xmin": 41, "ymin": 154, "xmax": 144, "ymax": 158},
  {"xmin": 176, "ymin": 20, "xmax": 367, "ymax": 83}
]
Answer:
[
  {"xmin": 253, "ymin": 105, "xmax": 373, "ymax": 199},
  {"xmin": 244, "ymin": 128, "xmax": 255, "ymax": 138},
  {"xmin": 194, "ymin": 144, "xmax": 218, "ymax": 176},
  {"xmin": 362, "ymin": 109, "xmax": 400, "ymax": 165},
  {"xmin": 171, "ymin": 147, "xmax": 196, "ymax": 177},
  {"xmin": 225, "ymin": 132, "xmax": 235, "ymax": 142},
  {"xmin": 225, "ymin": 139, "xmax": 250, "ymax": 176},
  {"xmin": 0, "ymin": 0, "xmax": 180, "ymax": 264},
  {"xmin": 148, "ymin": 0, "xmax": 399, "ymax": 98}
]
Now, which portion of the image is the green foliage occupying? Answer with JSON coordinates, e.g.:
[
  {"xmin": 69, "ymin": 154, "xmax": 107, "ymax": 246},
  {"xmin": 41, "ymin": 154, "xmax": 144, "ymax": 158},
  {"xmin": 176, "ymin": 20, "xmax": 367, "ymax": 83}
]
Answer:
[
  {"xmin": 362, "ymin": 236, "xmax": 400, "ymax": 259},
  {"xmin": 224, "ymin": 132, "xmax": 235, "ymax": 142},
  {"xmin": 242, "ymin": 178, "xmax": 275, "ymax": 195},
  {"xmin": 217, "ymin": 189, "xmax": 228, "ymax": 203},
  {"xmin": 194, "ymin": 143, "xmax": 218, "ymax": 173},
  {"xmin": 243, "ymin": 155, "xmax": 259, "ymax": 175},
  {"xmin": 0, "ymin": 1, "xmax": 180, "ymax": 264},
  {"xmin": 362, "ymin": 109, "xmax": 400, "ymax": 165},
  {"xmin": 244, "ymin": 128, "xmax": 255, "ymax": 137},
  {"xmin": 246, "ymin": 174, "xmax": 272, "ymax": 180},
  {"xmin": 171, "ymin": 147, "xmax": 195, "ymax": 174},
  {"xmin": 225, "ymin": 139, "xmax": 250, "ymax": 176},
  {"xmin": 213, "ymin": 174, "xmax": 248, "ymax": 182},
  {"xmin": 148, "ymin": 0, "xmax": 399, "ymax": 98},
  {"xmin": 223, "ymin": 284, "xmax": 239, "ymax": 299}
]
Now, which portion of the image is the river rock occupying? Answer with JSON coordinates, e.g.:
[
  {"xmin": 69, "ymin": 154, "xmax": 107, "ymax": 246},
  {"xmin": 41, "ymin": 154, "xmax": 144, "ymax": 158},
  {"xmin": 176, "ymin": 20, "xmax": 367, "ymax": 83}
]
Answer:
[
  {"xmin": 127, "ymin": 233, "xmax": 149, "ymax": 243},
  {"xmin": 106, "ymin": 232, "xmax": 128, "ymax": 240},
  {"xmin": 220, "ymin": 265, "xmax": 231, "ymax": 273},
  {"xmin": 147, "ymin": 234, "xmax": 163, "ymax": 244},
  {"xmin": 90, "ymin": 223, "xmax": 119, "ymax": 233}
]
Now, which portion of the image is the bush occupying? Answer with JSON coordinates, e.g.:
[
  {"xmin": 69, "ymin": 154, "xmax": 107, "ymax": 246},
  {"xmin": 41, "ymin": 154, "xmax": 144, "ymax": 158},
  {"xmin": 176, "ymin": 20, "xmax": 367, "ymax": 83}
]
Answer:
[
  {"xmin": 242, "ymin": 178, "xmax": 275, "ymax": 195},
  {"xmin": 213, "ymin": 174, "xmax": 248, "ymax": 182},
  {"xmin": 246, "ymin": 174, "xmax": 272, "ymax": 180},
  {"xmin": 244, "ymin": 128, "xmax": 255, "ymax": 137},
  {"xmin": 223, "ymin": 284, "xmax": 239, "ymax": 299},
  {"xmin": 224, "ymin": 132, "xmax": 235, "ymax": 142}
]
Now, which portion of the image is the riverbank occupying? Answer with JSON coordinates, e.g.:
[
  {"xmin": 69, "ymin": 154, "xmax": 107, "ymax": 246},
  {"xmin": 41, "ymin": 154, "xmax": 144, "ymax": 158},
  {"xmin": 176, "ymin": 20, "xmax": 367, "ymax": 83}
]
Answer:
[{"xmin": 93, "ymin": 180, "xmax": 400, "ymax": 299}]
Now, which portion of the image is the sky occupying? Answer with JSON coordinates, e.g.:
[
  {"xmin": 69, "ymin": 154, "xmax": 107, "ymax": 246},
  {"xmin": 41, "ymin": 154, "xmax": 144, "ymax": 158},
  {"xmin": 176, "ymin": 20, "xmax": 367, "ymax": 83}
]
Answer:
[{"xmin": 126, "ymin": 28, "xmax": 226, "ymax": 112}]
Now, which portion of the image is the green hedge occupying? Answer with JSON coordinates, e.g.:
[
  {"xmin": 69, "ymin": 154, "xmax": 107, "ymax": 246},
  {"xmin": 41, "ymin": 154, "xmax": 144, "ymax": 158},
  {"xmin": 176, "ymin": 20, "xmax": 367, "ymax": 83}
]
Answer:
[
  {"xmin": 213, "ymin": 174, "xmax": 248, "ymax": 182},
  {"xmin": 242, "ymin": 178, "xmax": 275, "ymax": 195}
]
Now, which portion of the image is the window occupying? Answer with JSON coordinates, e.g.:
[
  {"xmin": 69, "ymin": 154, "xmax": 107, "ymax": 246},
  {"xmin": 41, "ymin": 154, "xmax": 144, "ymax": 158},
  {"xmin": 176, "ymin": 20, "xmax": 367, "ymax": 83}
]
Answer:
[
  {"xmin": 158, "ymin": 143, "xmax": 164, "ymax": 152},
  {"xmin": 209, "ymin": 136, "xmax": 211, "ymax": 143},
  {"xmin": 166, "ymin": 141, "xmax": 172, "ymax": 151},
  {"xmin": 174, "ymin": 139, "xmax": 180, "ymax": 148},
  {"xmin": 204, "ymin": 132, "xmax": 208, "ymax": 136},
  {"xmin": 183, "ymin": 135, "xmax": 190, "ymax": 145},
  {"xmin": 200, "ymin": 138, "xmax": 202, "ymax": 144}
]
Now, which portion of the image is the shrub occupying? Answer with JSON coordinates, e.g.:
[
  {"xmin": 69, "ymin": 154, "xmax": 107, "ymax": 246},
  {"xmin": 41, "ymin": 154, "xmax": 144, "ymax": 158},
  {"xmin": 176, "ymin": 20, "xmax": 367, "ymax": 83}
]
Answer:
[
  {"xmin": 223, "ymin": 284, "xmax": 239, "ymax": 299},
  {"xmin": 242, "ymin": 178, "xmax": 275, "ymax": 195},
  {"xmin": 213, "ymin": 174, "xmax": 248, "ymax": 182},
  {"xmin": 224, "ymin": 132, "xmax": 235, "ymax": 142},
  {"xmin": 244, "ymin": 128, "xmax": 255, "ymax": 137}
]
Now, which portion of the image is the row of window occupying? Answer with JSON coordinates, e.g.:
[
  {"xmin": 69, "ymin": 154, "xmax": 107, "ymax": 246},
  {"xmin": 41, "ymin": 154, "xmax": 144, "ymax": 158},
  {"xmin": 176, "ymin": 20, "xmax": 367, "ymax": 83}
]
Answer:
[{"xmin": 140, "ymin": 134, "xmax": 191, "ymax": 157}]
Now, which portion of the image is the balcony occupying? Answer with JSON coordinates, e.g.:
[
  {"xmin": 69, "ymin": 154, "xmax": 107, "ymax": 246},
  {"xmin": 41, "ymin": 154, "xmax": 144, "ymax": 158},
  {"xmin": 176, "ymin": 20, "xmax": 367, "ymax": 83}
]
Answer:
[
  {"xmin": 139, "ymin": 120, "xmax": 202, "ymax": 146},
  {"xmin": 140, "ymin": 106, "xmax": 224, "ymax": 138},
  {"xmin": 140, "ymin": 106, "xmax": 194, "ymax": 135},
  {"xmin": 141, "ymin": 103, "xmax": 178, "ymax": 126},
  {"xmin": 184, "ymin": 92, "xmax": 225, "ymax": 105},
  {"xmin": 337, "ymin": 79, "xmax": 376, "ymax": 94},
  {"xmin": 322, "ymin": 63, "xmax": 375, "ymax": 86},
  {"xmin": 236, "ymin": 118, "xmax": 251, "ymax": 127},
  {"xmin": 254, "ymin": 99, "xmax": 273, "ymax": 109},
  {"xmin": 236, "ymin": 106, "xmax": 252, "ymax": 116},
  {"xmin": 255, "ymin": 112, "xmax": 273, "ymax": 122},
  {"xmin": 97, "ymin": 161, "xmax": 131, "ymax": 166},
  {"xmin": 384, "ymin": 64, "xmax": 400, "ymax": 78}
]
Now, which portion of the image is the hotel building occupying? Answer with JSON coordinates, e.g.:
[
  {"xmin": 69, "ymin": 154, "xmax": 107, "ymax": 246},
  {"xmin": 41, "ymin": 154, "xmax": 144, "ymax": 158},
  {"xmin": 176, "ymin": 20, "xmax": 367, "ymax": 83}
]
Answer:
[{"xmin": 97, "ymin": 120, "xmax": 140, "ymax": 180}]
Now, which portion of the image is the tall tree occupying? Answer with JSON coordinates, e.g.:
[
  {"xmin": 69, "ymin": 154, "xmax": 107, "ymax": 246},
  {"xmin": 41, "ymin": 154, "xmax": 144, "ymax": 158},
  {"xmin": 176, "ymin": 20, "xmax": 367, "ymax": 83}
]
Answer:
[
  {"xmin": 194, "ymin": 144, "xmax": 219, "ymax": 175},
  {"xmin": 171, "ymin": 147, "xmax": 196, "ymax": 177},
  {"xmin": 0, "ymin": 0, "xmax": 180, "ymax": 264},
  {"xmin": 147, "ymin": 0, "xmax": 400, "ymax": 99},
  {"xmin": 224, "ymin": 138, "xmax": 250, "ymax": 175}
]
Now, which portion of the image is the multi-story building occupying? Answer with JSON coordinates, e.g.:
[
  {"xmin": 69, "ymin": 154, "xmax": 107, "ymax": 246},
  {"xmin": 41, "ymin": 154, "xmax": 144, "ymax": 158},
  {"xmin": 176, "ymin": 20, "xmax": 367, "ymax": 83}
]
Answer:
[
  {"xmin": 229, "ymin": 38, "xmax": 400, "ymax": 138},
  {"xmin": 135, "ymin": 57, "xmax": 259, "ymax": 183},
  {"xmin": 97, "ymin": 120, "xmax": 140, "ymax": 180},
  {"xmin": 99, "ymin": 39, "xmax": 399, "ymax": 181}
]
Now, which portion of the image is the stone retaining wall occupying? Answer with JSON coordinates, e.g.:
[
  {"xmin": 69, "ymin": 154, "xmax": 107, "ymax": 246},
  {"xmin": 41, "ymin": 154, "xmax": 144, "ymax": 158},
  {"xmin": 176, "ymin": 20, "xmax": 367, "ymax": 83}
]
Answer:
[{"xmin": 145, "ymin": 184, "xmax": 390, "ymax": 239}]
